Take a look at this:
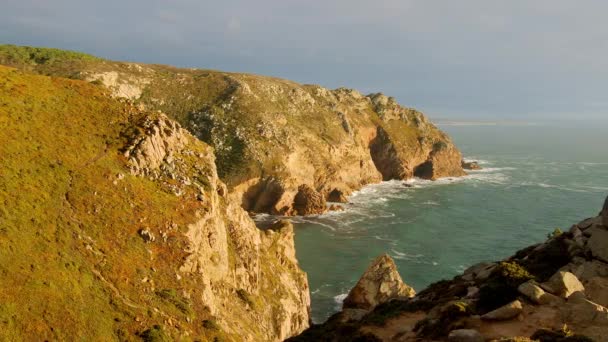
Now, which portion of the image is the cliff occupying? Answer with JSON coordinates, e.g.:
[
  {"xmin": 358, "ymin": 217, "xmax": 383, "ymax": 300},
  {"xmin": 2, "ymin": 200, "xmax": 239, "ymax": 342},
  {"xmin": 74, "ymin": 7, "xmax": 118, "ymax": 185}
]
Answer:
[
  {"xmin": 0, "ymin": 65, "xmax": 309, "ymax": 341},
  {"xmin": 0, "ymin": 44, "xmax": 466, "ymax": 216},
  {"xmin": 291, "ymin": 197, "xmax": 608, "ymax": 341}
]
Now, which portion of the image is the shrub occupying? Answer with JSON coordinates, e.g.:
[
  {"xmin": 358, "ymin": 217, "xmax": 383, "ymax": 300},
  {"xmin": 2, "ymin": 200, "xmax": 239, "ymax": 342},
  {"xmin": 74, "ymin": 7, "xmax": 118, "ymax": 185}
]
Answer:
[
  {"xmin": 140, "ymin": 325, "xmax": 170, "ymax": 342},
  {"xmin": 477, "ymin": 261, "xmax": 534, "ymax": 313},
  {"xmin": 548, "ymin": 228, "xmax": 563, "ymax": 239}
]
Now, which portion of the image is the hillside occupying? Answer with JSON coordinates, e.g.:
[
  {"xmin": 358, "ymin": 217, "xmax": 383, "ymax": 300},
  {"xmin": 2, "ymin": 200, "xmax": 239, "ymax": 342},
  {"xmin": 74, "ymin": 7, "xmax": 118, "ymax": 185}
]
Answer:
[
  {"xmin": 0, "ymin": 44, "xmax": 466, "ymax": 216},
  {"xmin": 0, "ymin": 65, "xmax": 309, "ymax": 341}
]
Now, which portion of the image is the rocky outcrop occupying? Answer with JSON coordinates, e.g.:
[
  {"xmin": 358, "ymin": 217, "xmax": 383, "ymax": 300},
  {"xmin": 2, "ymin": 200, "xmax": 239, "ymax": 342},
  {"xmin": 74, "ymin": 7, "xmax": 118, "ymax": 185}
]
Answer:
[
  {"xmin": 125, "ymin": 112, "xmax": 310, "ymax": 341},
  {"xmin": 343, "ymin": 255, "xmax": 416, "ymax": 311},
  {"xmin": 0, "ymin": 46, "xmax": 467, "ymax": 215},
  {"xmin": 462, "ymin": 160, "xmax": 482, "ymax": 170},
  {"xmin": 293, "ymin": 184, "xmax": 327, "ymax": 215},
  {"xmin": 291, "ymin": 196, "xmax": 608, "ymax": 342},
  {"xmin": 602, "ymin": 196, "xmax": 608, "ymax": 226}
]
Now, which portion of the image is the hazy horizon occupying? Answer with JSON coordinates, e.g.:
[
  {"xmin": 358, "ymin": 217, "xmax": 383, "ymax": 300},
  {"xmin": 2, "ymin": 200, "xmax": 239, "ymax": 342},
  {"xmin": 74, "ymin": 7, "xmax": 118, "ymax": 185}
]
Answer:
[{"xmin": 2, "ymin": 1, "xmax": 608, "ymax": 120}]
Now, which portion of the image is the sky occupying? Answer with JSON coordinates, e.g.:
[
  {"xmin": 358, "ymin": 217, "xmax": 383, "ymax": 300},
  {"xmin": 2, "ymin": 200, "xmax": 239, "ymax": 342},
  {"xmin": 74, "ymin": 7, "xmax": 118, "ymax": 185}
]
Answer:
[{"xmin": 2, "ymin": 0, "xmax": 608, "ymax": 120}]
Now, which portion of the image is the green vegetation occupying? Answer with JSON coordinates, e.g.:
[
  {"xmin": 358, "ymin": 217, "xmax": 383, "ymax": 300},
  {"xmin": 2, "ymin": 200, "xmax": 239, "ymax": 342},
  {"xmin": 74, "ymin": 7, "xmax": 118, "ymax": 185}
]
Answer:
[
  {"xmin": 0, "ymin": 44, "xmax": 99, "ymax": 65},
  {"xmin": 548, "ymin": 227, "xmax": 563, "ymax": 239},
  {"xmin": 0, "ymin": 65, "xmax": 221, "ymax": 340},
  {"xmin": 478, "ymin": 261, "xmax": 534, "ymax": 313},
  {"xmin": 140, "ymin": 325, "xmax": 170, "ymax": 342},
  {"xmin": 156, "ymin": 289, "xmax": 193, "ymax": 316}
]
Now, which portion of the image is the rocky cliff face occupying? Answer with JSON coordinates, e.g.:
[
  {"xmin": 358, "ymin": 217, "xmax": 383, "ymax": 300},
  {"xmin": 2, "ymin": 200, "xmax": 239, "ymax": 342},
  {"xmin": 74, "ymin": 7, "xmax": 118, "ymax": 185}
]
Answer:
[
  {"xmin": 291, "ymin": 197, "xmax": 608, "ymax": 341},
  {"xmin": 122, "ymin": 113, "xmax": 311, "ymax": 340},
  {"xmin": 0, "ymin": 66, "xmax": 309, "ymax": 341},
  {"xmin": 0, "ymin": 45, "xmax": 466, "ymax": 216}
]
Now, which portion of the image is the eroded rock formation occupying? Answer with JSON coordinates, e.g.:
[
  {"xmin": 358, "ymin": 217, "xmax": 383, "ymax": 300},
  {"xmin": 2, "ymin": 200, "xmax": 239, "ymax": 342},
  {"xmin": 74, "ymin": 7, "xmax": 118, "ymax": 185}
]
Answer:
[{"xmin": 124, "ymin": 112, "xmax": 310, "ymax": 341}]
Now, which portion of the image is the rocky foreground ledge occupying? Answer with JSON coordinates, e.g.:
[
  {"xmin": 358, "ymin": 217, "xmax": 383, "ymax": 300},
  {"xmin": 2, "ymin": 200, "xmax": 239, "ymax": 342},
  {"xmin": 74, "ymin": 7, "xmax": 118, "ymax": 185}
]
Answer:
[{"xmin": 290, "ymin": 197, "xmax": 608, "ymax": 341}]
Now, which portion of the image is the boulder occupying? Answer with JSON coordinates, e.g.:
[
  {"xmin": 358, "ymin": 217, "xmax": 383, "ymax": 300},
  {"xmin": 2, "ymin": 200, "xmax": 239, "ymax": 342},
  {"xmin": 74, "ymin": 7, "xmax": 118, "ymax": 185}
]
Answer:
[
  {"xmin": 481, "ymin": 300, "xmax": 523, "ymax": 321},
  {"xmin": 138, "ymin": 228, "xmax": 155, "ymax": 242},
  {"xmin": 448, "ymin": 329, "xmax": 484, "ymax": 342},
  {"xmin": 587, "ymin": 226, "xmax": 608, "ymax": 263},
  {"xmin": 564, "ymin": 291, "xmax": 608, "ymax": 326},
  {"xmin": 293, "ymin": 184, "xmax": 327, "ymax": 215},
  {"xmin": 585, "ymin": 277, "xmax": 608, "ymax": 308},
  {"xmin": 461, "ymin": 160, "xmax": 482, "ymax": 170},
  {"xmin": 343, "ymin": 254, "xmax": 415, "ymax": 311},
  {"xmin": 463, "ymin": 262, "xmax": 497, "ymax": 281},
  {"xmin": 518, "ymin": 281, "xmax": 559, "ymax": 305},
  {"xmin": 541, "ymin": 271, "xmax": 585, "ymax": 298},
  {"xmin": 602, "ymin": 196, "xmax": 608, "ymax": 226}
]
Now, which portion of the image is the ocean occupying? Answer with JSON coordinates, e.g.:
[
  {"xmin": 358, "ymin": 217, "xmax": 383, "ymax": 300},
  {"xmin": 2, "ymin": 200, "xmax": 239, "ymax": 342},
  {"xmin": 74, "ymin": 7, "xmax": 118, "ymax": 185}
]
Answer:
[{"xmin": 290, "ymin": 120, "xmax": 608, "ymax": 323}]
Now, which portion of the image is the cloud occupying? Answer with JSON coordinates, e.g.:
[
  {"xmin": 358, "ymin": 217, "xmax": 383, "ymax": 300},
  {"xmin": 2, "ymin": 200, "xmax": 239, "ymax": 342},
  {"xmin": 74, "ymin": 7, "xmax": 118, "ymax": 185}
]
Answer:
[{"xmin": 1, "ymin": 0, "xmax": 608, "ymax": 118}]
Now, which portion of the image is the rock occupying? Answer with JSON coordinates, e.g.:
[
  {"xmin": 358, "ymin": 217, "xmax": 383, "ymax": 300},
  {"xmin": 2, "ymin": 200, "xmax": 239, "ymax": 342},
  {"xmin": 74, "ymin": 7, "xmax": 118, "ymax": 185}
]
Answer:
[
  {"xmin": 343, "ymin": 254, "xmax": 415, "ymax": 311},
  {"xmin": 464, "ymin": 262, "xmax": 496, "ymax": 281},
  {"xmin": 293, "ymin": 184, "xmax": 326, "ymax": 215},
  {"xmin": 461, "ymin": 160, "xmax": 482, "ymax": 170},
  {"xmin": 340, "ymin": 308, "xmax": 368, "ymax": 322},
  {"xmin": 571, "ymin": 260, "xmax": 608, "ymax": 282},
  {"xmin": 518, "ymin": 281, "xmax": 550, "ymax": 304},
  {"xmin": 541, "ymin": 271, "xmax": 585, "ymax": 298},
  {"xmin": 587, "ymin": 226, "xmax": 608, "ymax": 262},
  {"xmin": 327, "ymin": 188, "xmax": 348, "ymax": 203},
  {"xmin": 481, "ymin": 300, "xmax": 523, "ymax": 320},
  {"xmin": 124, "ymin": 114, "xmax": 188, "ymax": 177},
  {"xmin": 564, "ymin": 291, "xmax": 608, "ymax": 326},
  {"xmin": 602, "ymin": 196, "xmax": 608, "ymax": 226},
  {"xmin": 448, "ymin": 329, "xmax": 484, "ymax": 342},
  {"xmin": 138, "ymin": 228, "xmax": 155, "ymax": 243},
  {"xmin": 585, "ymin": 277, "xmax": 608, "ymax": 307},
  {"xmin": 328, "ymin": 204, "xmax": 344, "ymax": 211}
]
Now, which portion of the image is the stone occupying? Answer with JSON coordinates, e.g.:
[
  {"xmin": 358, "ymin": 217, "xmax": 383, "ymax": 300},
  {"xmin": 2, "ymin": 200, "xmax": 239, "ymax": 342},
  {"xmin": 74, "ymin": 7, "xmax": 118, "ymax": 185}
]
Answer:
[
  {"xmin": 602, "ymin": 196, "xmax": 608, "ymax": 226},
  {"xmin": 343, "ymin": 254, "xmax": 415, "ymax": 311},
  {"xmin": 518, "ymin": 281, "xmax": 558, "ymax": 305},
  {"xmin": 138, "ymin": 228, "xmax": 155, "ymax": 243},
  {"xmin": 293, "ymin": 184, "xmax": 326, "ymax": 215},
  {"xmin": 541, "ymin": 271, "xmax": 585, "ymax": 298},
  {"xmin": 461, "ymin": 160, "xmax": 482, "ymax": 170},
  {"xmin": 464, "ymin": 262, "xmax": 496, "ymax": 281},
  {"xmin": 571, "ymin": 260, "xmax": 608, "ymax": 281},
  {"xmin": 564, "ymin": 291, "xmax": 608, "ymax": 326},
  {"xmin": 448, "ymin": 329, "xmax": 484, "ymax": 342},
  {"xmin": 585, "ymin": 277, "xmax": 608, "ymax": 308},
  {"xmin": 481, "ymin": 300, "xmax": 523, "ymax": 321},
  {"xmin": 587, "ymin": 226, "xmax": 608, "ymax": 262}
]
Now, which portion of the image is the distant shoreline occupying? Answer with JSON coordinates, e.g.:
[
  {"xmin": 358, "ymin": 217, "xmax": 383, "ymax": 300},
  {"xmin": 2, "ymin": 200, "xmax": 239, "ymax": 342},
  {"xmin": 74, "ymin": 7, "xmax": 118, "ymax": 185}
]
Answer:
[{"xmin": 435, "ymin": 120, "xmax": 539, "ymax": 126}]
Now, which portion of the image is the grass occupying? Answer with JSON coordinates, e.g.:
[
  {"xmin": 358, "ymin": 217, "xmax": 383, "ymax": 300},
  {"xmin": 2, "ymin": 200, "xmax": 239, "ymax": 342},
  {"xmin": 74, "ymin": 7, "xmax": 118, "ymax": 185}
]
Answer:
[{"xmin": 0, "ymin": 65, "xmax": 221, "ymax": 340}]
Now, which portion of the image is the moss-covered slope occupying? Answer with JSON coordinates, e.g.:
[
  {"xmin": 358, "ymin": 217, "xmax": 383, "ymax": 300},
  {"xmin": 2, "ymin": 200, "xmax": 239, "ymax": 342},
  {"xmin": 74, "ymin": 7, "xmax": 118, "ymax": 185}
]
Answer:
[{"xmin": 0, "ymin": 65, "xmax": 309, "ymax": 341}]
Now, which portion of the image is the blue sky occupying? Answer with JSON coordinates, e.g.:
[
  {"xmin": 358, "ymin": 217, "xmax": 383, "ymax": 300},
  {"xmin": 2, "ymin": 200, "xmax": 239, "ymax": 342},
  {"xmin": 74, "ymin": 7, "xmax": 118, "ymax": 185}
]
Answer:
[{"xmin": 2, "ymin": 0, "xmax": 608, "ymax": 120}]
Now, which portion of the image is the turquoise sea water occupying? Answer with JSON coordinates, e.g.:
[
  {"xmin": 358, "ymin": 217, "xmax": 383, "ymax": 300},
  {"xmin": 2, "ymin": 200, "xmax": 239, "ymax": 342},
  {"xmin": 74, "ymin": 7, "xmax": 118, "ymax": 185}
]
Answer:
[{"xmin": 291, "ymin": 120, "xmax": 608, "ymax": 323}]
